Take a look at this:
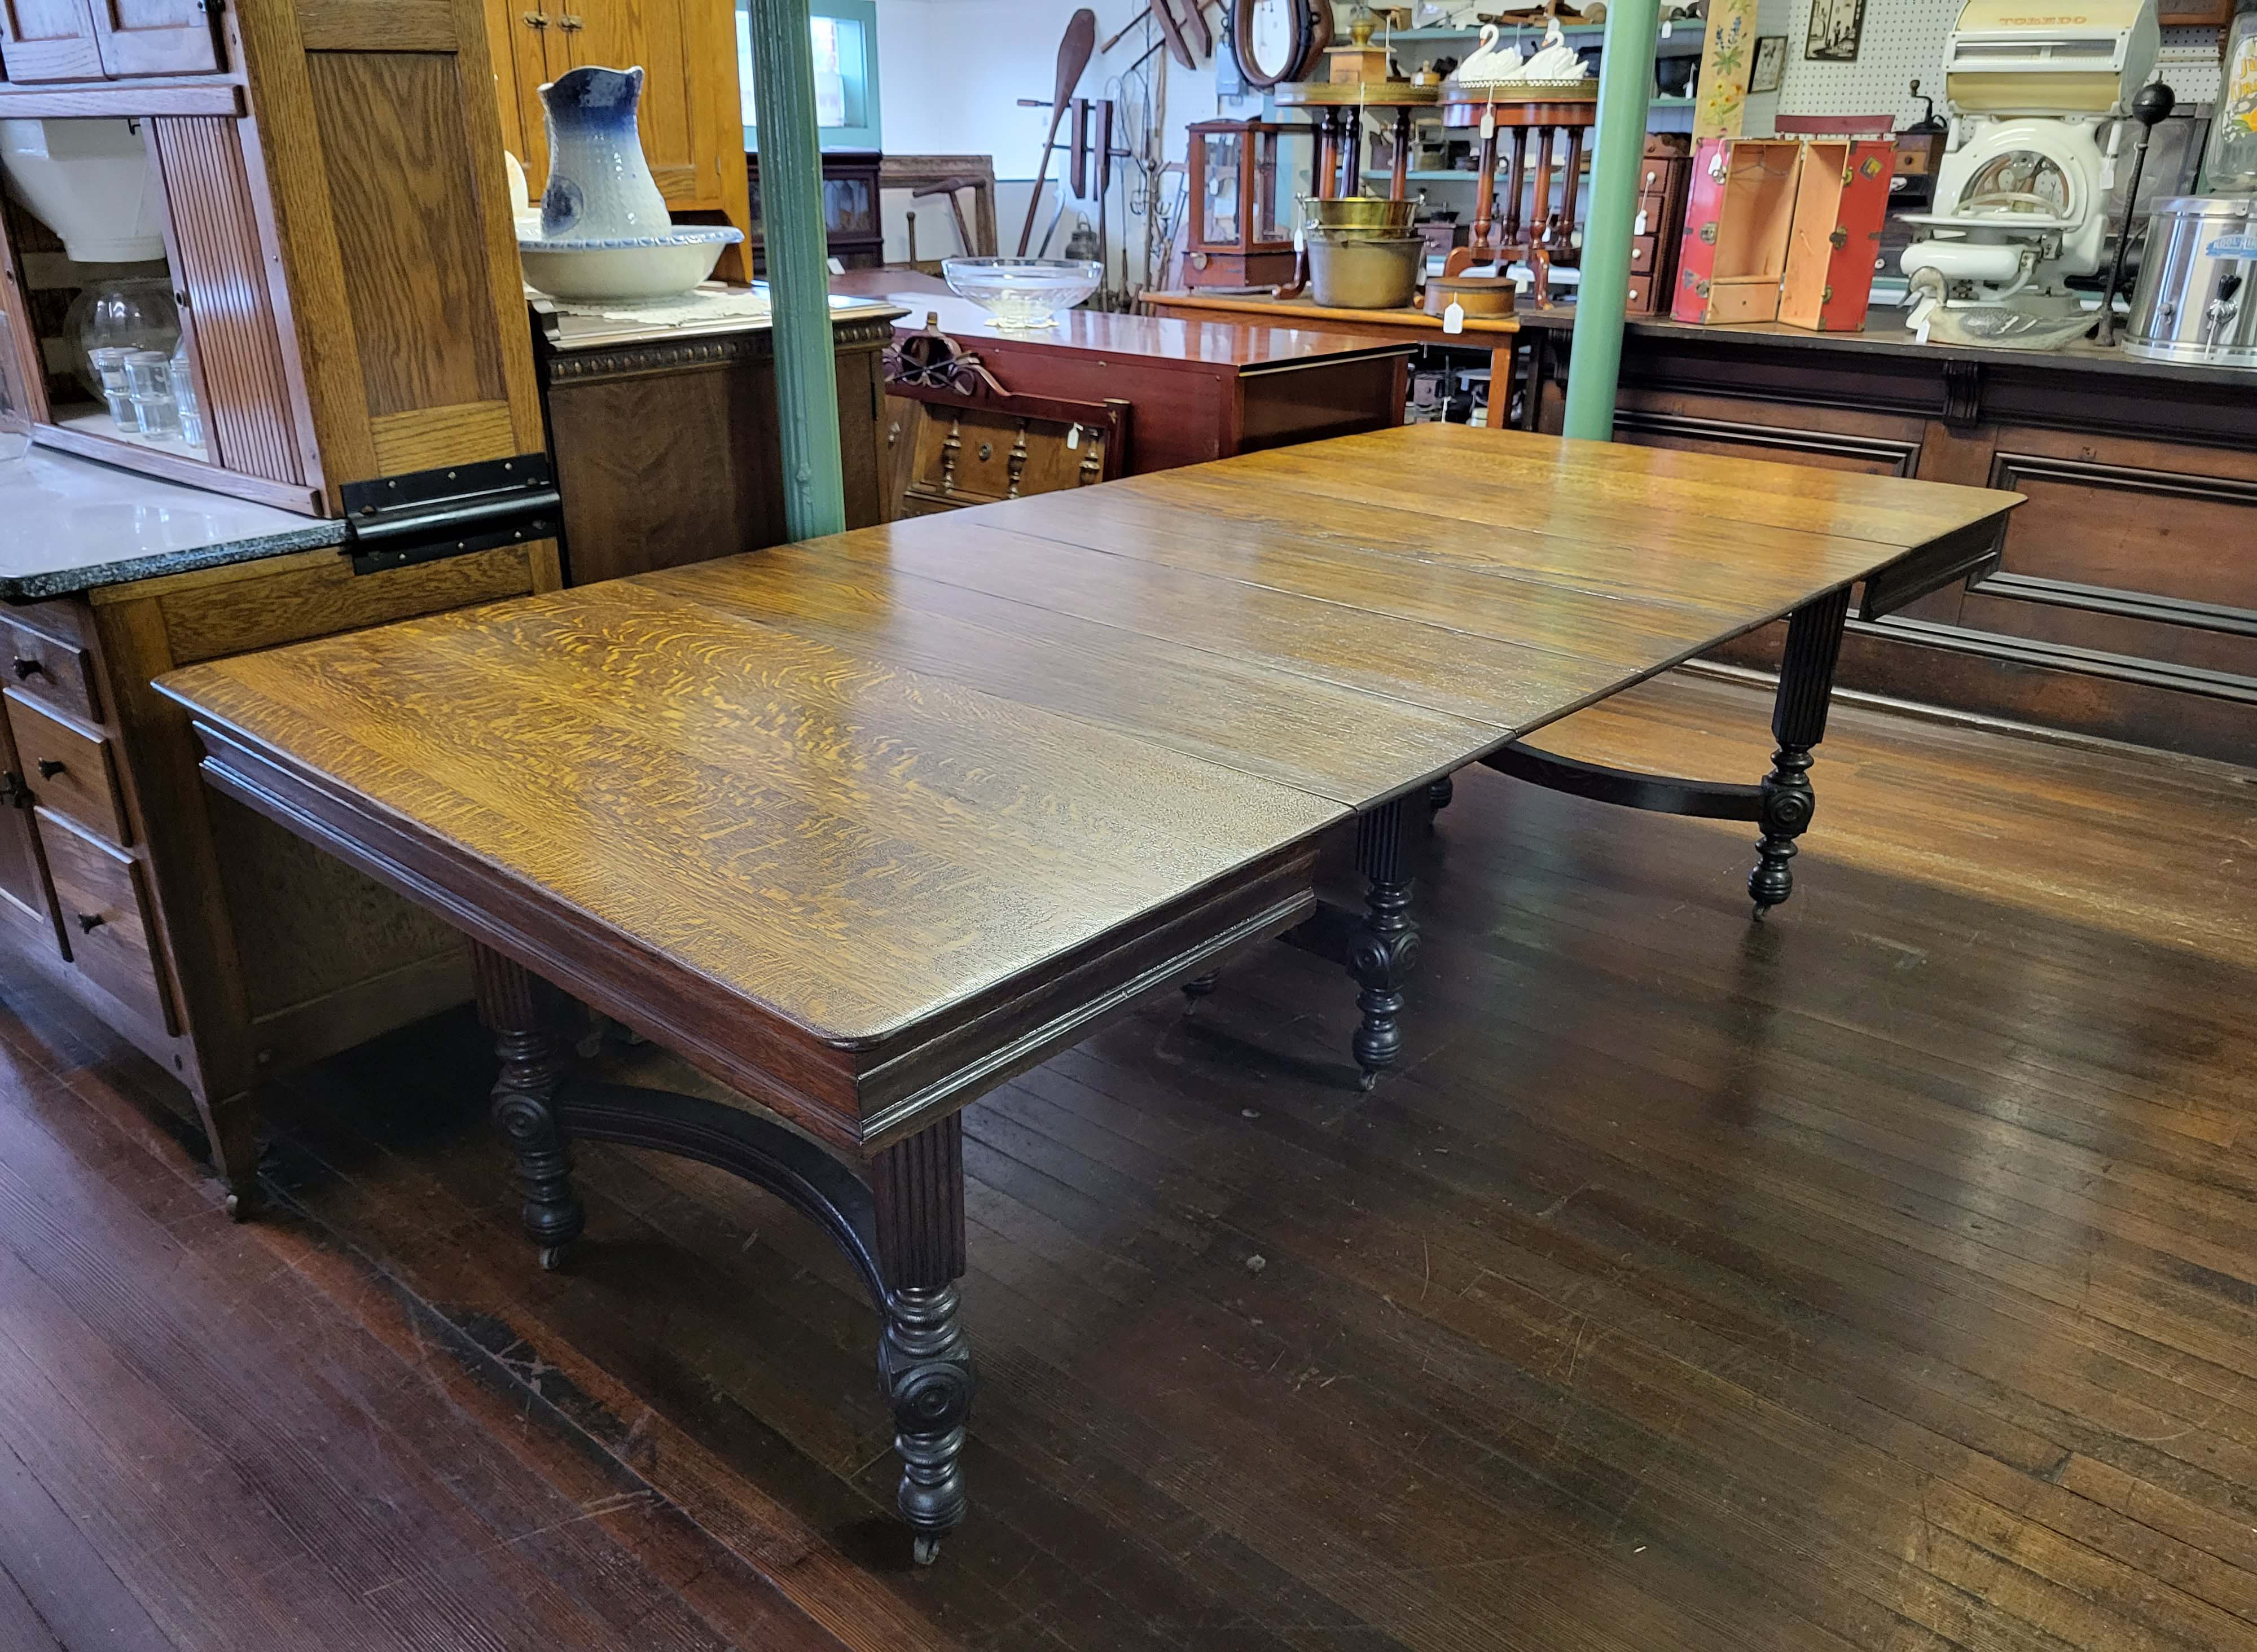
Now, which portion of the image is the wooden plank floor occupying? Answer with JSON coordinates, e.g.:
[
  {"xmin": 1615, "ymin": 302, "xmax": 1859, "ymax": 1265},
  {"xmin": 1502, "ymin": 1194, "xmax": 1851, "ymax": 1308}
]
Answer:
[{"xmin": 2, "ymin": 670, "xmax": 2252, "ymax": 1651}]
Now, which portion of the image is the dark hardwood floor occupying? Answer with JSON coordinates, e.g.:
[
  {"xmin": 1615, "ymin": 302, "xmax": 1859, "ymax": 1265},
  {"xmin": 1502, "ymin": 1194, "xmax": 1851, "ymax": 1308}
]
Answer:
[{"xmin": 2, "ymin": 670, "xmax": 2252, "ymax": 1651}]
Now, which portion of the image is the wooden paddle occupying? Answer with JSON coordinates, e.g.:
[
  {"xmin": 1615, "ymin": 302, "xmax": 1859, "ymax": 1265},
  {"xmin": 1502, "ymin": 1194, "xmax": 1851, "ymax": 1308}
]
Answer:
[{"xmin": 1015, "ymin": 8, "xmax": 1098, "ymax": 256}]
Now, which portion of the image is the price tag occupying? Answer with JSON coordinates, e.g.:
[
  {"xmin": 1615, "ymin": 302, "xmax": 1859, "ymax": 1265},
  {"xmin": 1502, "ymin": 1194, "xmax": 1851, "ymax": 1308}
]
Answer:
[
  {"xmin": 1293, "ymin": 225, "xmax": 1306, "ymax": 251},
  {"xmin": 1635, "ymin": 207, "xmax": 1649, "ymax": 235},
  {"xmin": 1443, "ymin": 300, "xmax": 1465, "ymax": 334},
  {"xmin": 1662, "ymin": 18, "xmax": 1672, "ymax": 36},
  {"xmin": 1481, "ymin": 110, "xmax": 1496, "ymax": 141},
  {"xmin": 1066, "ymin": 424, "xmax": 1082, "ymax": 450}
]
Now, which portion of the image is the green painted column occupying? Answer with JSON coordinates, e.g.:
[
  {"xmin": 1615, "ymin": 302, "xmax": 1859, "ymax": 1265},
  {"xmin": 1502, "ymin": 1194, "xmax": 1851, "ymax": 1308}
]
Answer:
[
  {"xmin": 1561, "ymin": 0, "xmax": 1661, "ymax": 441},
  {"xmin": 747, "ymin": 0, "xmax": 846, "ymax": 539}
]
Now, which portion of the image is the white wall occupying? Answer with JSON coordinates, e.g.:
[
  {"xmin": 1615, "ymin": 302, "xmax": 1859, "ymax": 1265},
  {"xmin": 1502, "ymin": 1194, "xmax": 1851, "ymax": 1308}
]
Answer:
[{"xmin": 871, "ymin": 0, "xmax": 1223, "ymax": 274}]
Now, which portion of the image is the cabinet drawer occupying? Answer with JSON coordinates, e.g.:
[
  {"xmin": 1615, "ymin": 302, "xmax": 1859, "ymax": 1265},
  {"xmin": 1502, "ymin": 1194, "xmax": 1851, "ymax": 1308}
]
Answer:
[
  {"xmin": 37, "ymin": 811, "xmax": 174, "ymax": 1034},
  {"xmin": 6, "ymin": 692, "xmax": 129, "ymax": 846},
  {"xmin": 1628, "ymin": 234, "xmax": 1661, "ymax": 276},
  {"xmin": 1627, "ymin": 274, "xmax": 1661, "ymax": 313},
  {"xmin": 0, "ymin": 615, "xmax": 103, "ymax": 726}
]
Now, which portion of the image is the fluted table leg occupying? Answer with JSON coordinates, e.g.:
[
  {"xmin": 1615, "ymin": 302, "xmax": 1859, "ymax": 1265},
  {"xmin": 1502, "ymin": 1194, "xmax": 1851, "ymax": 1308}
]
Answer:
[
  {"xmin": 1750, "ymin": 586, "xmax": 1852, "ymax": 918},
  {"xmin": 872, "ymin": 1114, "xmax": 974, "ymax": 1565}
]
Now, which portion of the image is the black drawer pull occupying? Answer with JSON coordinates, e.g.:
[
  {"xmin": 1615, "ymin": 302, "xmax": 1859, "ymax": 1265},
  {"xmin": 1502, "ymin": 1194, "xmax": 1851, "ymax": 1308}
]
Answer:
[
  {"xmin": 35, "ymin": 759, "xmax": 65, "ymax": 779},
  {"xmin": 12, "ymin": 658, "xmax": 43, "ymax": 680},
  {"xmin": 74, "ymin": 913, "xmax": 105, "ymax": 934}
]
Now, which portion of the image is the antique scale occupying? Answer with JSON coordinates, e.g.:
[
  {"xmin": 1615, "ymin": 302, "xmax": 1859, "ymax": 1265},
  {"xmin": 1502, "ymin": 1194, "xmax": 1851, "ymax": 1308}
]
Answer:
[{"xmin": 1899, "ymin": 0, "xmax": 2160, "ymax": 344}]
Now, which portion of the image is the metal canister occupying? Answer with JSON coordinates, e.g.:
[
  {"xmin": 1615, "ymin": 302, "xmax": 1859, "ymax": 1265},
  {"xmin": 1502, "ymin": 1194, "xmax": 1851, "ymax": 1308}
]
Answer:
[{"xmin": 2124, "ymin": 195, "xmax": 2257, "ymax": 369}]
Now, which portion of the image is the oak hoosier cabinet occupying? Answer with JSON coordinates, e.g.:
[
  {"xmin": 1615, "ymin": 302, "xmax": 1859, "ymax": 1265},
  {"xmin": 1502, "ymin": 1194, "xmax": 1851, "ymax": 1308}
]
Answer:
[{"xmin": 0, "ymin": 0, "xmax": 563, "ymax": 1210}]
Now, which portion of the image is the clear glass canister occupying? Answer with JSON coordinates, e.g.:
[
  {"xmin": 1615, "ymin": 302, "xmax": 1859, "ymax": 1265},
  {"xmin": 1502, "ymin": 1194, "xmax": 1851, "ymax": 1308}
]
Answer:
[
  {"xmin": 2207, "ymin": 0, "xmax": 2257, "ymax": 193},
  {"xmin": 124, "ymin": 348, "xmax": 179, "ymax": 438}
]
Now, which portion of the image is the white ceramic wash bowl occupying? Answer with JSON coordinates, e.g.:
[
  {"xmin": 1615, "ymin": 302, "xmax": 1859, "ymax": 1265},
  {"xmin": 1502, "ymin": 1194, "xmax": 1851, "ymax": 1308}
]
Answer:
[{"xmin": 516, "ymin": 227, "xmax": 743, "ymax": 302}]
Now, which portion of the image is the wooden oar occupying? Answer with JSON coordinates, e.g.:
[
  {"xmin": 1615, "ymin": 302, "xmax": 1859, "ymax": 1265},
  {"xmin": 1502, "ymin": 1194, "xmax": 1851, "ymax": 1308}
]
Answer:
[{"xmin": 1015, "ymin": 9, "xmax": 1097, "ymax": 256}]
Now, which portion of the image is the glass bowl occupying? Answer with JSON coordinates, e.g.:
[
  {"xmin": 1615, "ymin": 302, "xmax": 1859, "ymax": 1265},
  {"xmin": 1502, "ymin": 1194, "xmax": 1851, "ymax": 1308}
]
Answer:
[{"xmin": 942, "ymin": 258, "xmax": 1102, "ymax": 329}]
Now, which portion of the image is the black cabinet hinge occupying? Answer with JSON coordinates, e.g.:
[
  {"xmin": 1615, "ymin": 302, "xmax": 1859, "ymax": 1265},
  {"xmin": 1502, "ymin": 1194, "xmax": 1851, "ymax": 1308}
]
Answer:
[{"xmin": 341, "ymin": 452, "xmax": 561, "ymax": 576}]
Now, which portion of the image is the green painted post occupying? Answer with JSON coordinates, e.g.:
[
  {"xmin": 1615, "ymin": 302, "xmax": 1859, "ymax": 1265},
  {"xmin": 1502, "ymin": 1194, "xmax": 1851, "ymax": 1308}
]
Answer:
[
  {"xmin": 1561, "ymin": 0, "xmax": 1661, "ymax": 441},
  {"xmin": 747, "ymin": 0, "xmax": 846, "ymax": 539}
]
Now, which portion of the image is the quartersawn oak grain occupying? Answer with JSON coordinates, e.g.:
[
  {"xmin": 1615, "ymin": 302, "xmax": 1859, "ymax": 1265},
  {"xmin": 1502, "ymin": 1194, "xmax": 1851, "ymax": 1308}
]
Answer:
[{"xmin": 153, "ymin": 423, "xmax": 2018, "ymax": 1153}]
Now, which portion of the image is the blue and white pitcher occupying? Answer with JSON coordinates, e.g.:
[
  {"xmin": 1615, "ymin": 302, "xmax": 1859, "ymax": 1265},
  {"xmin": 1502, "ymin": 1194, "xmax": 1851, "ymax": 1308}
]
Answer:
[{"xmin": 538, "ymin": 65, "xmax": 669, "ymax": 240}]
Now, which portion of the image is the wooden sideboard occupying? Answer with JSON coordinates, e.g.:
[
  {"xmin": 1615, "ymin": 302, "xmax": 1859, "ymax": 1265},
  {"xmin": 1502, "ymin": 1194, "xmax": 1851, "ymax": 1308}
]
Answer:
[
  {"xmin": 838, "ymin": 274, "xmax": 1415, "ymax": 500},
  {"xmin": 1526, "ymin": 315, "xmax": 2257, "ymax": 766},
  {"xmin": 533, "ymin": 298, "xmax": 901, "ymax": 585}
]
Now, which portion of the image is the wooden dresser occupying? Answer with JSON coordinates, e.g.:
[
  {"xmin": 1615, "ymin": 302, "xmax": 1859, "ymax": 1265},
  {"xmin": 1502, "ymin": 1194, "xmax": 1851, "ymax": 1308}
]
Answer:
[
  {"xmin": 831, "ymin": 273, "xmax": 1415, "ymax": 515},
  {"xmin": 532, "ymin": 295, "xmax": 902, "ymax": 585}
]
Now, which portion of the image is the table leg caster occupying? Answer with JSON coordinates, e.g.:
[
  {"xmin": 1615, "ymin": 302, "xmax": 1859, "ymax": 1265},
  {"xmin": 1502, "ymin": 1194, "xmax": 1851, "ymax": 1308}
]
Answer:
[
  {"xmin": 223, "ymin": 1188, "xmax": 253, "ymax": 1223},
  {"xmin": 538, "ymin": 1242, "xmax": 573, "ymax": 1272},
  {"xmin": 912, "ymin": 1532, "xmax": 943, "ymax": 1567}
]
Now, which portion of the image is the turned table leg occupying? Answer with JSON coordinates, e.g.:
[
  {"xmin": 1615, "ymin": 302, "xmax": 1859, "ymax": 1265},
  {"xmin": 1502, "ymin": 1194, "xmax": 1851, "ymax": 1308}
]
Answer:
[
  {"xmin": 472, "ymin": 943, "xmax": 585, "ymax": 1270},
  {"xmin": 1347, "ymin": 796, "xmax": 1419, "ymax": 1089},
  {"xmin": 1504, "ymin": 127, "xmax": 1530, "ymax": 245},
  {"xmin": 1472, "ymin": 126, "xmax": 1499, "ymax": 247},
  {"xmin": 872, "ymin": 1114, "xmax": 974, "ymax": 1565},
  {"xmin": 1750, "ymin": 586, "xmax": 1852, "ymax": 919}
]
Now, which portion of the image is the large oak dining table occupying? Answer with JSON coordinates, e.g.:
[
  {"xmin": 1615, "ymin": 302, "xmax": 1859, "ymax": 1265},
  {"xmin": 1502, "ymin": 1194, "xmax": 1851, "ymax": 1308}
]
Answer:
[{"xmin": 152, "ymin": 424, "xmax": 2019, "ymax": 1565}]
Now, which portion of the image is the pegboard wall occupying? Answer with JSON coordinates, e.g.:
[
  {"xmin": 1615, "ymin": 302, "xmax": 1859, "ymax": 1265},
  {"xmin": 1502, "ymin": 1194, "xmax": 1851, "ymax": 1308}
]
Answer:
[{"xmin": 1770, "ymin": 0, "xmax": 2224, "ymax": 130}]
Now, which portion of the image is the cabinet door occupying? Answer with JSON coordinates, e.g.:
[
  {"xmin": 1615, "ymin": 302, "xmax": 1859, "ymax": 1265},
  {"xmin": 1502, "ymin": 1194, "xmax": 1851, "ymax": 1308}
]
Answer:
[
  {"xmin": 0, "ymin": 705, "xmax": 65, "ymax": 956},
  {"xmin": 559, "ymin": 0, "xmax": 701, "ymax": 204},
  {"xmin": 490, "ymin": 0, "xmax": 557, "ymax": 187},
  {"xmin": 87, "ymin": 0, "xmax": 223, "ymax": 76},
  {"xmin": 0, "ymin": 0, "xmax": 106, "ymax": 81}
]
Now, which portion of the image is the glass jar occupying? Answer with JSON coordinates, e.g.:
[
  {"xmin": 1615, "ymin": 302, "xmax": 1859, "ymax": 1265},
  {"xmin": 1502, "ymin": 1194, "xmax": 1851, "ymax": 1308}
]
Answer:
[
  {"xmin": 171, "ymin": 336, "xmax": 203, "ymax": 450},
  {"xmin": 66, "ymin": 277, "xmax": 179, "ymax": 401},
  {"xmin": 2207, "ymin": 0, "xmax": 2257, "ymax": 193},
  {"xmin": 124, "ymin": 348, "xmax": 179, "ymax": 438}
]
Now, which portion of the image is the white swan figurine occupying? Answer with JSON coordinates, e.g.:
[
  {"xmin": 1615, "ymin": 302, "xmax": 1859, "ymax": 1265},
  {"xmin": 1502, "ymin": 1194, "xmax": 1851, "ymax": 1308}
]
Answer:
[
  {"xmin": 1509, "ymin": 17, "xmax": 1589, "ymax": 83},
  {"xmin": 1447, "ymin": 23, "xmax": 1525, "ymax": 86}
]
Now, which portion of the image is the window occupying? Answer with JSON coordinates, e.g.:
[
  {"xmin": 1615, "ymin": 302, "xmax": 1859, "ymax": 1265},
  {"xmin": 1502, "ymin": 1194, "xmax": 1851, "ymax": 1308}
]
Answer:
[{"xmin": 738, "ymin": 0, "xmax": 882, "ymax": 153}]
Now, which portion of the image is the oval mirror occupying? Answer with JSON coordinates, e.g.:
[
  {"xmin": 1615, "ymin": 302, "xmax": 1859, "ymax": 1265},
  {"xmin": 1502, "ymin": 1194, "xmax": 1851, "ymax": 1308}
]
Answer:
[{"xmin": 1233, "ymin": 0, "xmax": 1309, "ymax": 87}]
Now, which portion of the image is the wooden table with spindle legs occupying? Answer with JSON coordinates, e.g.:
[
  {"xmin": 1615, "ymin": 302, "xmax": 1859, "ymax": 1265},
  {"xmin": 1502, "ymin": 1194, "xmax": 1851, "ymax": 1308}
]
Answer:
[
  {"xmin": 1442, "ymin": 91, "xmax": 1598, "ymax": 298},
  {"xmin": 154, "ymin": 425, "xmax": 2016, "ymax": 1566}
]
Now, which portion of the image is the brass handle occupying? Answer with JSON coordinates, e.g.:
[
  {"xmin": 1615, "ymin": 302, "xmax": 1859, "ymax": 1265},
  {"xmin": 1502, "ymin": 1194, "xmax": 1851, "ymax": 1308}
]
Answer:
[
  {"xmin": 559, "ymin": 12, "xmax": 582, "ymax": 28},
  {"xmin": 75, "ymin": 912, "xmax": 104, "ymax": 934},
  {"xmin": 35, "ymin": 759, "xmax": 64, "ymax": 779},
  {"xmin": 522, "ymin": 10, "xmax": 548, "ymax": 25}
]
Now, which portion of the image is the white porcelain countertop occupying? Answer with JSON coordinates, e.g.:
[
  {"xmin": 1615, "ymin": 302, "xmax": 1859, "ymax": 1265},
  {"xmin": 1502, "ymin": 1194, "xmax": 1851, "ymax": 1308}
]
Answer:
[{"xmin": 0, "ymin": 447, "xmax": 344, "ymax": 601}]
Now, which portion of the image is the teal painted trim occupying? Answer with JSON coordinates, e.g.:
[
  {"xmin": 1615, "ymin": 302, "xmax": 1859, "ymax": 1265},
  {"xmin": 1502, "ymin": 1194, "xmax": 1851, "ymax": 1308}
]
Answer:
[
  {"xmin": 745, "ymin": 0, "xmax": 847, "ymax": 539},
  {"xmin": 741, "ymin": 0, "xmax": 883, "ymax": 155},
  {"xmin": 1561, "ymin": 0, "xmax": 1660, "ymax": 442}
]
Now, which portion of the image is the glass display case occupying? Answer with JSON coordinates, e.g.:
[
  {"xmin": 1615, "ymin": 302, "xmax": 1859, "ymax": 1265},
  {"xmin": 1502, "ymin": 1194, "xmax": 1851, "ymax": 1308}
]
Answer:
[{"xmin": 1184, "ymin": 119, "xmax": 1301, "ymax": 289}]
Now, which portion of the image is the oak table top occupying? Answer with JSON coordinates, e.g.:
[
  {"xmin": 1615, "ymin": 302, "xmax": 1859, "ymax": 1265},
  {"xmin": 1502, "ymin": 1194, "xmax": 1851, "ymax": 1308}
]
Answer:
[
  {"xmin": 154, "ymin": 424, "xmax": 2018, "ymax": 1154},
  {"xmin": 827, "ymin": 270, "xmax": 1415, "ymax": 372}
]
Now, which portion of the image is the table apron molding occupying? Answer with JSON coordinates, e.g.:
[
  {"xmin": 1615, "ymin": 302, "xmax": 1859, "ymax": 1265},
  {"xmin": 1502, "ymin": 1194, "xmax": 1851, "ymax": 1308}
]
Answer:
[
  {"xmin": 855, "ymin": 876, "xmax": 1316, "ymax": 1147},
  {"xmin": 188, "ymin": 716, "xmax": 1324, "ymax": 1158},
  {"xmin": 187, "ymin": 719, "xmax": 875, "ymax": 1153}
]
